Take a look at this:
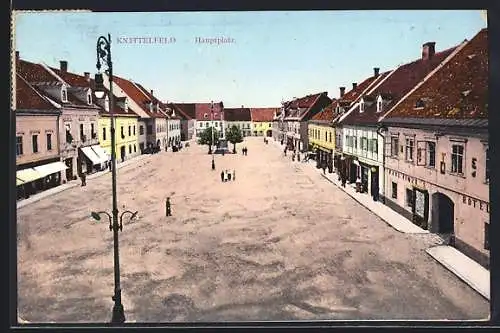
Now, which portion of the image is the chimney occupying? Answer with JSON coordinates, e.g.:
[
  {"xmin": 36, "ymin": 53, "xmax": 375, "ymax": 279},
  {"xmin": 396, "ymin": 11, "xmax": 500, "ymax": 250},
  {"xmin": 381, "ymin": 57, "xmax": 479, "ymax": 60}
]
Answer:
[
  {"xmin": 84, "ymin": 72, "xmax": 90, "ymax": 81},
  {"xmin": 352, "ymin": 83, "xmax": 358, "ymax": 90},
  {"xmin": 422, "ymin": 42, "xmax": 436, "ymax": 60},
  {"xmin": 241, "ymin": 105, "xmax": 244, "ymax": 109},
  {"xmin": 339, "ymin": 87, "xmax": 346, "ymax": 97},
  {"xmin": 60, "ymin": 60, "xmax": 68, "ymax": 72},
  {"xmin": 374, "ymin": 67, "xmax": 380, "ymax": 77},
  {"xmin": 150, "ymin": 89, "xmax": 154, "ymax": 96}
]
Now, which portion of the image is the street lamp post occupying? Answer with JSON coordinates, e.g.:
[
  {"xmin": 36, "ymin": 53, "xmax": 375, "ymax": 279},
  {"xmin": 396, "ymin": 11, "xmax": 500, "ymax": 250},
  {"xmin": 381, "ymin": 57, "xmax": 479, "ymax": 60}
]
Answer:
[
  {"xmin": 93, "ymin": 33, "xmax": 137, "ymax": 324},
  {"xmin": 211, "ymin": 101, "xmax": 215, "ymax": 170}
]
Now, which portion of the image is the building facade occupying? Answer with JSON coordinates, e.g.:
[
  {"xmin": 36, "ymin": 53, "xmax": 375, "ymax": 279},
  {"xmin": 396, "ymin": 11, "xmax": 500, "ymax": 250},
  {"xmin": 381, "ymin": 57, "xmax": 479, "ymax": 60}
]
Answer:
[
  {"xmin": 380, "ymin": 28, "xmax": 489, "ymax": 267},
  {"xmin": 250, "ymin": 108, "xmax": 277, "ymax": 137},
  {"xmin": 223, "ymin": 107, "xmax": 252, "ymax": 137},
  {"xmin": 308, "ymin": 102, "xmax": 335, "ymax": 171},
  {"xmin": 195, "ymin": 102, "xmax": 223, "ymax": 137},
  {"xmin": 283, "ymin": 92, "xmax": 332, "ymax": 153},
  {"xmin": 15, "ymin": 73, "xmax": 67, "ymax": 199},
  {"xmin": 339, "ymin": 41, "xmax": 460, "ymax": 201},
  {"xmin": 17, "ymin": 57, "xmax": 102, "ymax": 182},
  {"xmin": 170, "ymin": 103, "xmax": 196, "ymax": 141}
]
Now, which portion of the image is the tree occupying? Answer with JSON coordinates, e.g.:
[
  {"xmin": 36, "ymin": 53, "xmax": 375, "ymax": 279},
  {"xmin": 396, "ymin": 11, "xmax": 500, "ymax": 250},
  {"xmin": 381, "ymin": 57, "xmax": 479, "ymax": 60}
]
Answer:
[
  {"xmin": 197, "ymin": 126, "xmax": 220, "ymax": 154},
  {"xmin": 226, "ymin": 125, "xmax": 244, "ymax": 153}
]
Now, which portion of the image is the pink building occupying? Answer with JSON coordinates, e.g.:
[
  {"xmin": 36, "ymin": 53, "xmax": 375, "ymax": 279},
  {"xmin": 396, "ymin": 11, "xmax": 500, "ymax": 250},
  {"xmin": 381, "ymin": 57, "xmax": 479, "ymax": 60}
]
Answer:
[
  {"xmin": 380, "ymin": 29, "xmax": 489, "ymax": 268},
  {"xmin": 15, "ymin": 73, "xmax": 66, "ymax": 199}
]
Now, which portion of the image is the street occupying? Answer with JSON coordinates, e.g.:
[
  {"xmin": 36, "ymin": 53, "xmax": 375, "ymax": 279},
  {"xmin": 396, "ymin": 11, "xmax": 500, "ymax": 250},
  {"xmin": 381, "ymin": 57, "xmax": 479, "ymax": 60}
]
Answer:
[{"xmin": 17, "ymin": 137, "xmax": 489, "ymax": 322}]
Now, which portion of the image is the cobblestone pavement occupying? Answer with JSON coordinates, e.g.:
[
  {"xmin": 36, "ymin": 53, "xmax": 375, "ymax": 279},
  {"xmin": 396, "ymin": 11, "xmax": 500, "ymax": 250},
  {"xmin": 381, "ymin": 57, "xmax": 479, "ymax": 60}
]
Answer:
[{"xmin": 17, "ymin": 138, "xmax": 489, "ymax": 323}]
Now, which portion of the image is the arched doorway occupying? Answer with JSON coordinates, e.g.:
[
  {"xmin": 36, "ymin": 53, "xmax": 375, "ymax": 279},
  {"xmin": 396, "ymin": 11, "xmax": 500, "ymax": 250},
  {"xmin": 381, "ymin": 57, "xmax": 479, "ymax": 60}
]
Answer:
[{"xmin": 431, "ymin": 192, "xmax": 455, "ymax": 235}]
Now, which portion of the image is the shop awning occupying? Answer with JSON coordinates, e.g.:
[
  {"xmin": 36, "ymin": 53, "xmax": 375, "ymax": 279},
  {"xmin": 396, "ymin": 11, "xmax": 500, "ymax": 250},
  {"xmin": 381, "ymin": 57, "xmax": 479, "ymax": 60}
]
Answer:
[
  {"xmin": 34, "ymin": 161, "xmax": 68, "ymax": 178},
  {"xmin": 81, "ymin": 146, "xmax": 103, "ymax": 165},
  {"xmin": 316, "ymin": 146, "xmax": 333, "ymax": 153},
  {"xmin": 90, "ymin": 145, "xmax": 110, "ymax": 163},
  {"xmin": 16, "ymin": 178, "xmax": 24, "ymax": 186},
  {"xmin": 16, "ymin": 168, "xmax": 44, "ymax": 184}
]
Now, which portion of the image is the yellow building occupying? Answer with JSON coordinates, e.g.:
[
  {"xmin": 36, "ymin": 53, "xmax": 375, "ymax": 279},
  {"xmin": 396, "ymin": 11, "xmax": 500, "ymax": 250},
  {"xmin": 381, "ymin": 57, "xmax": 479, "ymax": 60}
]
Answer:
[
  {"xmin": 308, "ymin": 104, "xmax": 335, "ymax": 171},
  {"xmin": 250, "ymin": 108, "xmax": 279, "ymax": 137},
  {"xmin": 97, "ymin": 96, "xmax": 140, "ymax": 162}
]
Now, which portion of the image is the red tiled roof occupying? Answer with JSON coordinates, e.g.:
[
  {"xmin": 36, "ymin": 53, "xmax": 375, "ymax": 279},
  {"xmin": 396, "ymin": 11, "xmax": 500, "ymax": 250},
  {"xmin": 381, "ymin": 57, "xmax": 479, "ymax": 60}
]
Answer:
[
  {"xmin": 50, "ymin": 67, "xmax": 91, "ymax": 87},
  {"xmin": 16, "ymin": 74, "xmax": 57, "ymax": 110},
  {"xmin": 113, "ymin": 76, "xmax": 165, "ymax": 119},
  {"xmin": 88, "ymin": 79, "xmax": 140, "ymax": 117},
  {"xmin": 384, "ymin": 29, "xmax": 487, "ymax": 120},
  {"xmin": 340, "ymin": 72, "xmax": 390, "ymax": 105},
  {"xmin": 171, "ymin": 103, "xmax": 196, "ymax": 120},
  {"xmin": 223, "ymin": 108, "xmax": 252, "ymax": 121},
  {"xmin": 250, "ymin": 108, "xmax": 279, "ymax": 122},
  {"xmin": 311, "ymin": 100, "xmax": 336, "ymax": 122},
  {"xmin": 195, "ymin": 103, "xmax": 223, "ymax": 121},
  {"xmin": 340, "ymin": 43, "xmax": 459, "ymax": 125},
  {"xmin": 17, "ymin": 60, "xmax": 59, "ymax": 84},
  {"xmin": 284, "ymin": 92, "xmax": 331, "ymax": 120}
]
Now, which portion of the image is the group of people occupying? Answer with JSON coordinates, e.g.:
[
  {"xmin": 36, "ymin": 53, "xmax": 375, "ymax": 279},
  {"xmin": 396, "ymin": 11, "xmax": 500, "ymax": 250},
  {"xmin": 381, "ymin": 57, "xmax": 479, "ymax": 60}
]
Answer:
[
  {"xmin": 221, "ymin": 169, "xmax": 236, "ymax": 182},
  {"xmin": 242, "ymin": 147, "xmax": 249, "ymax": 156}
]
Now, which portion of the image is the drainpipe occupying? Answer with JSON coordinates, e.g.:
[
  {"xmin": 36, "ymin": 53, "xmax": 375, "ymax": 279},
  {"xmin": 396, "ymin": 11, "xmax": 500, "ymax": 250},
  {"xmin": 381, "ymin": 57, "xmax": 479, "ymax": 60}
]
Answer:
[{"xmin": 376, "ymin": 124, "xmax": 388, "ymax": 203}]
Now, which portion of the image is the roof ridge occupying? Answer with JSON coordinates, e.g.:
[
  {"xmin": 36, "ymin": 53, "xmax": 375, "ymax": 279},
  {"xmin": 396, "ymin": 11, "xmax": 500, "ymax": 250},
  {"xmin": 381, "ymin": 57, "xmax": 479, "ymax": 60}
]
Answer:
[
  {"xmin": 40, "ymin": 62, "xmax": 68, "ymax": 86},
  {"xmin": 16, "ymin": 73, "xmax": 61, "ymax": 109}
]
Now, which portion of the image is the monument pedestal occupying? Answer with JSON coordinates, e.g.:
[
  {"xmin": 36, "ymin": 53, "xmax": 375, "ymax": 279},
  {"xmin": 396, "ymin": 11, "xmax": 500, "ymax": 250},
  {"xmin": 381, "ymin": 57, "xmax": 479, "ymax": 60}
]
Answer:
[{"xmin": 214, "ymin": 138, "xmax": 231, "ymax": 154}]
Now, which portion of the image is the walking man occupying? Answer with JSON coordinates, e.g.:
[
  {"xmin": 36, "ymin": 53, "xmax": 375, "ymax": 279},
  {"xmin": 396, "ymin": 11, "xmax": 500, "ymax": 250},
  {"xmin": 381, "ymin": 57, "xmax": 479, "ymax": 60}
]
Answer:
[
  {"xmin": 166, "ymin": 197, "xmax": 172, "ymax": 217},
  {"xmin": 228, "ymin": 171, "xmax": 232, "ymax": 181},
  {"xmin": 220, "ymin": 170, "xmax": 225, "ymax": 182},
  {"xmin": 80, "ymin": 173, "xmax": 86, "ymax": 187},
  {"xmin": 233, "ymin": 169, "xmax": 235, "ymax": 181}
]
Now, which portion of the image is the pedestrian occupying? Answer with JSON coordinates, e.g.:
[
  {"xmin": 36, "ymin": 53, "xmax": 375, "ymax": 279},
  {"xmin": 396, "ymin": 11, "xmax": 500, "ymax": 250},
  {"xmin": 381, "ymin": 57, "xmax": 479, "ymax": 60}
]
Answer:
[
  {"xmin": 228, "ymin": 171, "xmax": 232, "ymax": 181},
  {"xmin": 284, "ymin": 148, "xmax": 287, "ymax": 156},
  {"xmin": 220, "ymin": 170, "xmax": 225, "ymax": 182},
  {"xmin": 108, "ymin": 160, "xmax": 112, "ymax": 172},
  {"xmin": 166, "ymin": 197, "xmax": 172, "ymax": 217},
  {"xmin": 80, "ymin": 173, "xmax": 86, "ymax": 186},
  {"xmin": 233, "ymin": 169, "xmax": 236, "ymax": 181},
  {"xmin": 245, "ymin": 147, "xmax": 248, "ymax": 155}
]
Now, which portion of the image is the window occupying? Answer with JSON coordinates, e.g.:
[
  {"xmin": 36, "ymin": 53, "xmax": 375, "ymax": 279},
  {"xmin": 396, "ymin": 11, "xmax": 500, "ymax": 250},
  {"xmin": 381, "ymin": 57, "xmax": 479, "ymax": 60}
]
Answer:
[
  {"xmin": 359, "ymin": 100, "xmax": 364, "ymax": 113},
  {"xmin": 427, "ymin": 142, "xmax": 436, "ymax": 167},
  {"xmin": 128, "ymin": 125, "xmax": 131, "ymax": 136},
  {"xmin": 361, "ymin": 137, "xmax": 368, "ymax": 150},
  {"xmin": 121, "ymin": 126, "xmax": 125, "ymax": 138},
  {"xmin": 129, "ymin": 145, "xmax": 132, "ymax": 154},
  {"xmin": 16, "ymin": 136, "xmax": 23, "ymax": 156},
  {"xmin": 46, "ymin": 133, "xmax": 52, "ymax": 150},
  {"xmin": 406, "ymin": 188, "xmax": 413, "ymax": 207},
  {"xmin": 354, "ymin": 137, "xmax": 358, "ymax": 149},
  {"xmin": 65, "ymin": 125, "xmax": 73, "ymax": 143},
  {"xmin": 199, "ymin": 122, "xmax": 203, "ymax": 128},
  {"xmin": 32, "ymin": 134, "xmax": 38, "ymax": 153},
  {"xmin": 405, "ymin": 137, "xmax": 414, "ymax": 161},
  {"xmin": 87, "ymin": 93, "xmax": 92, "ymax": 105},
  {"xmin": 61, "ymin": 87, "xmax": 67, "ymax": 102},
  {"xmin": 484, "ymin": 222, "xmax": 489, "ymax": 250},
  {"xmin": 133, "ymin": 125, "xmax": 136, "ymax": 135},
  {"xmin": 372, "ymin": 139, "xmax": 378, "ymax": 154},
  {"xmin": 391, "ymin": 136, "xmax": 399, "ymax": 157},
  {"xmin": 134, "ymin": 145, "xmax": 137, "ymax": 153},
  {"xmin": 147, "ymin": 125, "xmax": 153, "ymax": 135},
  {"xmin": 103, "ymin": 127, "xmax": 107, "ymax": 141},
  {"xmin": 451, "ymin": 144, "xmax": 464, "ymax": 174},
  {"xmin": 80, "ymin": 124, "xmax": 85, "ymax": 141},
  {"xmin": 329, "ymin": 132, "xmax": 332, "ymax": 143},
  {"xmin": 205, "ymin": 123, "xmax": 209, "ymax": 128},
  {"xmin": 391, "ymin": 182, "xmax": 397, "ymax": 199},
  {"xmin": 485, "ymin": 148, "xmax": 490, "ymax": 183},
  {"xmin": 140, "ymin": 125, "xmax": 144, "ymax": 135},
  {"xmin": 377, "ymin": 100, "xmax": 382, "ymax": 113}
]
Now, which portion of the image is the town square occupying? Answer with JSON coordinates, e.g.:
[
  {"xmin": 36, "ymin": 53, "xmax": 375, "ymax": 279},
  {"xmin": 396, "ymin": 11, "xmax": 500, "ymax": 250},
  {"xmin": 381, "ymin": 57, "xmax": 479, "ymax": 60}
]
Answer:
[
  {"xmin": 13, "ymin": 10, "xmax": 490, "ymax": 323},
  {"xmin": 17, "ymin": 138, "xmax": 489, "ymax": 322}
]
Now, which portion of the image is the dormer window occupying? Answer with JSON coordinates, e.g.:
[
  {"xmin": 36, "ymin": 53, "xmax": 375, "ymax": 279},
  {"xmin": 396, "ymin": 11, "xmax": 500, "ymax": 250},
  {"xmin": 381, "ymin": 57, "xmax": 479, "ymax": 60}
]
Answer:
[
  {"xmin": 87, "ymin": 91, "xmax": 92, "ymax": 105},
  {"xmin": 124, "ymin": 98, "xmax": 128, "ymax": 112},
  {"xmin": 149, "ymin": 102, "xmax": 153, "ymax": 113},
  {"xmin": 415, "ymin": 99, "xmax": 425, "ymax": 109},
  {"xmin": 61, "ymin": 87, "xmax": 68, "ymax": 102},
  {"xmin": 376, "ymin": 96, "xmax": 383, "ymax": 113},
  {"xmin": 359, "ymin": 99, "xmax": 365, "ymax": 113},
  {"xmin": 203, "ymin": 113, "xmax": 208, "ymax": 119},
  {"xmin": 104, "ymin": 95, "xmax": 110, "ymax": 112}
]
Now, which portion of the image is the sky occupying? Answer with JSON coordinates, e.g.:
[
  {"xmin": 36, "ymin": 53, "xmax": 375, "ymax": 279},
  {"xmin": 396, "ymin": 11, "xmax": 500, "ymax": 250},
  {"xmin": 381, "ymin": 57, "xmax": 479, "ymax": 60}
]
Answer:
[{"xmin": 13, "ymin": 10, "xmax": 486, "ymax": 108}]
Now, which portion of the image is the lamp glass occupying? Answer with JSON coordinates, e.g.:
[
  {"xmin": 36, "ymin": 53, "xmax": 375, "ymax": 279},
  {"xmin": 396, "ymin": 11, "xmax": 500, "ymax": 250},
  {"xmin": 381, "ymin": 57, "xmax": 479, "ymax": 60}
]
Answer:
[
  {"xmin": 94, "ymin": 91, "xmax": 105, "ymax": 99},
  {"xmin": 91, "ymin": 212, "xmax": 101, "ymax": 221}
]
